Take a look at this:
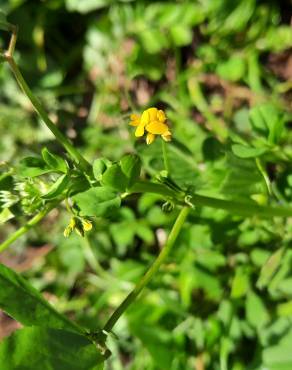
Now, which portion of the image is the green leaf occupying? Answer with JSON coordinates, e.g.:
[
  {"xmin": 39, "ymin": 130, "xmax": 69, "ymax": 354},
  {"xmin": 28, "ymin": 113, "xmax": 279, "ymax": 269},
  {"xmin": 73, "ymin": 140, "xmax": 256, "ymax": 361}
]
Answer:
[
  {"xmin": 42, "ymin": 147, "xmax": 68, "ymax": 173},
  {"xmin": 263, "ymin": 327, "xmax": 292, "ymax": 370},
  {"xmin": 170, "ymin": 25, "xmax": 192, "ymax": 46},
  {"xmin": 120, "ymin": 154, "xmax": 141, "ymax": 187},
  {"xmin": 0, "ymin": 327, "xmax": 106, "ymax": 370},
  {"xmin": 101, "ymin": 164, "xmax": 128, "ymax": 192},
  {"xmin": 250, "ymin": 103, "xmax": 284, "ymax": 144},
  {"xmin": 219, "ymin": 153, "xmax": 266, "ymax": 201},
  {"xmin": 216, "ymin": 56, "xmax": 246, "ymax": 82},
  {"xmin": 231, "ymin": 266, "xmax": 249, "ymax": 298},
  {"xmin": 139, "ymin": 29, "xmax": 168, "ymax": 54},
  {"xmin": 256, "ymin": 248, "xmax": 285, "ymax": 289},
  {"xmin": 231, "ymin": 144, "xmax": 267, "ymax": 158},
  {"xmin": 73, "ymin": 186, "xmax": 121, "ymax": 217},
  {"xmin": 18, "ymin": 157, "xmax": 54, "ymax": 177},
  {"xmin": 0, "ymin": 263, "xmax": 80, "ymax": 332},
  {"xmin": 42, "ymin": 174, "xmax": 70, "ymax": 200},
  {"xmin": 0, "ymin": 208, "xmax": 14, "ymax": 224},
  {"xmin": 246, "ymin": 291, "xmax": 269, "ymax": 329},
  {"xmin": 138, "ymin": 140, "xmax": 199, "ymax": 188}
]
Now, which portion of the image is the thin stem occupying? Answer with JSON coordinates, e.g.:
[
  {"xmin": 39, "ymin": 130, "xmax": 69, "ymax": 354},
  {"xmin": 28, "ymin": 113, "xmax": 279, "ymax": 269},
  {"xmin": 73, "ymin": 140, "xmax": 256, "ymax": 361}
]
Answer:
[
  {"xmin": 7, "ymin": 25, "xmax": 18, "ymax": 56},
  {"xmin": 103, "ymin": 206, "xmax": 190, "ymax": 332},
  {"xmin": 4, "ymin": 56, "xmax": 91, "ymax": 174},
  {"xmin": 0, "ymin": 202, "xmax": 57, "ymax": 253},
  {"xmin": 161, "ymin": 139, "xmax": 170, "ymax": 174},
  {"xmin": 256, "ymin": 158, "xmax": 272, "ymax": 196}
]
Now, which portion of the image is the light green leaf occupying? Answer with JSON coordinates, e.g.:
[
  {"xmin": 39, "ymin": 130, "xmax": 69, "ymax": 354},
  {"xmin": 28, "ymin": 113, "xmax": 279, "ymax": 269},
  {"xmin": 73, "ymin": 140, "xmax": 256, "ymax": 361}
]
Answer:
[
  {"xmin": 232, "ymin": 144, "xmax": 267, "ymax": 158},
  {"xmin": 257, "ymin": 248, "xmax": 285, "ymax": 289},
  {"xmin": 0, "ymin": 208, "xmax": 14, "ymax": 224},
  {"xmin": 216, "ymin": 56, "xmax": 246, "ymax": 82},
  {"xmin": 231, "ymin": 267, "xmax": 250, "ymax": 298},
  {"xmin": 246, "ymin": 291, "xmax": 269, "ymax": 329},
  {"xmin": 250, "ymin": 103, "xmax": 284, "ymax": 144}
]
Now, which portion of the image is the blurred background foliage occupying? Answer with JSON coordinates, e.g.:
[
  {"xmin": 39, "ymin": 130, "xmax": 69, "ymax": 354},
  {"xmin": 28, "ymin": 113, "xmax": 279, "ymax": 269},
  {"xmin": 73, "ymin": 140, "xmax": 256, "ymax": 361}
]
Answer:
[{"xmin": 1, "ymin": 0, "xmax": 292, "ymax": 369}]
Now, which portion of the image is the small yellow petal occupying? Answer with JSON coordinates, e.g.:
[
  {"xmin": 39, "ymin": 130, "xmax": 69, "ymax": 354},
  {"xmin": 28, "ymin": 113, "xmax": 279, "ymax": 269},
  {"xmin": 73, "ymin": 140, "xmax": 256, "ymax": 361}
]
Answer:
[
  {"xmin": 157, "ymin": 110, "xmax": 166, "ymax": 122},
  {"xmin": 69, "ymin": 218, "xmax": 76, "ymax": 228},
  {"xmin": 135, "ymin": 123, "xmax": 145, "ymax": 137},
  {"xmin": 146, "ymin": 121, "xmax": 169, "ymax": 135},
  {"xmin": 146, "ymin": 133, "xmax": 155, "ymax": 145},
  {"xmin": 140, "ymin": 110, "xmax": 150, "ymax": 126},
  {"xmin": 82, "ymin": 219, "xmax": 92, "ymax": 231},
  {"xmin": 130, "ymin": 114, "xmax": 140, "ymax": 121},
  {"xmin": 162, "ymin": 134, "xmax": 172, "ymax": 142},
  {"xmin": 147, "ymin": 107, "xmax": 158, "ymax": 121},
  {"xmin": 129, "ymin": 119, "xmax": 140, "ymax": 127},
  {"xmin": 63, "ymin": 226, "xmax": 71, "ymax": 237}
]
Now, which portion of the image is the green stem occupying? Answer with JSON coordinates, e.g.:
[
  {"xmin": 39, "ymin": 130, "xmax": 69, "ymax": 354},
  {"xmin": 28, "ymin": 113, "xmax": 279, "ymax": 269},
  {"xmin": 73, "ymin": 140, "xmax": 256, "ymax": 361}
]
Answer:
[
  {"xmin": 0, "ymin": 202, "xmax": 56, "ymax": 253},
  {"xmin": 189, "ymin": 193, "xmax": 292, "ymax": 218},
  {"xmin": 103, "ymin": 206, "xmax": 190, "ymax": 332},
  {"xmin": 129, "ymin": 181, "xmax": 292, "ymax": 218},
  {"xmin": 5, "ymin": 56, "xmax": 91, "ymax": 174},
  {"xmin": 161, "ymin": 139, "xmax": 170, "ymax": 174}
]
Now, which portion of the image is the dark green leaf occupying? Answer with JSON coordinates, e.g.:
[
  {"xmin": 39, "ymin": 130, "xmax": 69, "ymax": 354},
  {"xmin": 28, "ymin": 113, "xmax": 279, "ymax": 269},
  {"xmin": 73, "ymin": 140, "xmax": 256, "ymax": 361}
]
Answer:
[
  {"xmin": 0, "ymin": 263, "xmax": 80, "ymax": 332},
  {"xmin": 0, "ymin": 327, "xmax": 106, "ymax": 370},
  {"xmin": 18, "ymin": 157, "xmax": 53, "ymax": 177},
  {"xmin": 101, "ymin": 164, "xmax": 128, "ymax": 192},
  {"xmin": 0, "ymin": 11, "xmax": 11, "ymax": 32},
  {"xmin": 73, "ymin": 186, "xmax": 121, "ymax": 217}
]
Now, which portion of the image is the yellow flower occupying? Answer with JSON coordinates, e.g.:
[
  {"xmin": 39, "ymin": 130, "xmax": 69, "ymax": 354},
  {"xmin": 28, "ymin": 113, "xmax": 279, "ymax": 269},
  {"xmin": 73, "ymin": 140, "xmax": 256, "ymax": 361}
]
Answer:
[
  {"xmin": 64, "ymin": 217, "xmax": 92, "ymax": 237},
  {"xmin": 82, "ymin": 219, "xmax": 92, "ymax": 232},
  {"xmin": 129, "ymin": 107, "xmax": 172, "ymax": 145}
]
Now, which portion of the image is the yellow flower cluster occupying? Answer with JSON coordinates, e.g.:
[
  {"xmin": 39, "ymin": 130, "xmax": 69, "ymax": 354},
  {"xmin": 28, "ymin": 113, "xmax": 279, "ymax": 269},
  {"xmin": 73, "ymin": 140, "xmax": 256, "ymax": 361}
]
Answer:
[
  {"xmin": 129, "ymin": 107, "xmax": 172, "ymax": 145},
  {"xmin": 64, "ymin": 217, "xmax": 92, "ymax": 237}
]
